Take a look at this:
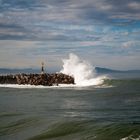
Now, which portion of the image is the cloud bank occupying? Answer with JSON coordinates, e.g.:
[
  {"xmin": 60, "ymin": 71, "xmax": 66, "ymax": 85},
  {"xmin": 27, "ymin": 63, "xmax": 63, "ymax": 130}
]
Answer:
[{"xmin": 0, "ymin": 0, "xmax": 140, "ymax": 70}]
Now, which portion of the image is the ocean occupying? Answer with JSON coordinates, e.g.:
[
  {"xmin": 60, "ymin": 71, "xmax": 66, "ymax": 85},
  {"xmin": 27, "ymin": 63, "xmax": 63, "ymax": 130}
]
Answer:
[
  {"xmin": 0, "ymin": 76, "xmax": 140, "ymax": 140},
  {"xmin": 0, "ymin": 54, "xmax": 140, "ymax": 140}
]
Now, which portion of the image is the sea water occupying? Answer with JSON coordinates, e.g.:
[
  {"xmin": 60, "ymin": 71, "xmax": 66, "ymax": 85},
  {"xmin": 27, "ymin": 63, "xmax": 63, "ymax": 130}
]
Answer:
[{"xmin": 0, "ymin": 54, "xmax": 140, "ymax": 140}]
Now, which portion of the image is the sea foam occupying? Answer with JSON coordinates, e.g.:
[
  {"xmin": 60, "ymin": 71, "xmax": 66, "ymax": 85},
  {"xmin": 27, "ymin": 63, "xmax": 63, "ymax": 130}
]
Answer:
[{"xmin": 60, "ymin": 53, "xmax": 106, "ymax": 87}]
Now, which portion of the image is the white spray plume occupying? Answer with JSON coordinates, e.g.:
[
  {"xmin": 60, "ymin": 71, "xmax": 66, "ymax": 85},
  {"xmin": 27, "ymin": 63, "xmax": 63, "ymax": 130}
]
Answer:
[{"xmin": 60, "ymin": 53, "xmax": 105, "ymax": 86}]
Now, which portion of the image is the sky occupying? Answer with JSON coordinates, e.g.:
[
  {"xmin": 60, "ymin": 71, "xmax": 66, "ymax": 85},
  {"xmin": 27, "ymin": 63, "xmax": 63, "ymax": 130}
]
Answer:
[{"xmin": 0, "ymin": 0, "xmax": 140, "ymax": 71}]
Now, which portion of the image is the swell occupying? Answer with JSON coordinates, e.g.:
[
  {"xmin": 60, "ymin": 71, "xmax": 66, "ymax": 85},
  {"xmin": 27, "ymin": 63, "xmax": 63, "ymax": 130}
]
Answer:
[
  {"xmin": 28, "ymin": 120, "xmax": 140, "ymax": 140},
  {"xmin": 0, "ymin": 117, "xmax": 39, "ymax": 136},
  {"xmin": 103, "ymin": 79, "xmax": 140, "ymax": 87}
]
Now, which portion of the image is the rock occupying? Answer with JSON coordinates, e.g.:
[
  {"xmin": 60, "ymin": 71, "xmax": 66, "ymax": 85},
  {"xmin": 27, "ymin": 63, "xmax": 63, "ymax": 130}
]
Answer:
[
  {"xmin": 0, "ymin": 73, "xmax": 74, "ymax": 86},
  {"xmin": 0, "ymin": 73, "xmax": 75, "ymax": 86}
]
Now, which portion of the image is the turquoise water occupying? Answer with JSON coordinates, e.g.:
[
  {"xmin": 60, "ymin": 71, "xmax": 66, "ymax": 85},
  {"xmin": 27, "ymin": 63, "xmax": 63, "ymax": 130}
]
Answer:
[{"xmin": 0, "ymin": 78, "xmax": 140, "ymax": 140}]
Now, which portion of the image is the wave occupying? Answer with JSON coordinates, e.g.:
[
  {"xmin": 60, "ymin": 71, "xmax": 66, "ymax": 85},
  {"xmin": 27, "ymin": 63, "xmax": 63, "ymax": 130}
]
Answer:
[
  {"xmin": 60, "ymin": 53, "xmax": 107, "ymax": 86},
  {"xmin": 103, "ymin": 79, "xmax": 140, "ymax": 87},
  {"xmin": 26, "ymin": 120, "xmax": 140, "ymax": 140}
]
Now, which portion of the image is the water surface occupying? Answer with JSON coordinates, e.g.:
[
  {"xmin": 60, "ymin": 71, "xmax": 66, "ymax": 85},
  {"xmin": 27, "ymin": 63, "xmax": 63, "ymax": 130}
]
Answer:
[{"xmin": 0, "ymin": 78, "xmax": 140, "ymax": 140}]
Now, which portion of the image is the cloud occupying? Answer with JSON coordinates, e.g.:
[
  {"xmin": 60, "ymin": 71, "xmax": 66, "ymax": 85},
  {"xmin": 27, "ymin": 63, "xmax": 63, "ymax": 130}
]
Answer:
[
  {"xmin": 0, "ymin": 0, "xmax": 140, "ymax": 69},
  {"xmin": 122, "ymin": 41, "xmax": 140, "ymax": 51},
  {"xmin": 128, "ymin": 1, "xmax": 140, "ymax": 10},
  {"xmin": 0, "ymin": 0, "xmax": 43, "ymax": 10},
  {"xmin": 122, "ymin": 41, "xmax": 135, "ymax": 48},
  {"xmin": 0, "ymin": 0, "xmax": 140, "ymax": 40}
]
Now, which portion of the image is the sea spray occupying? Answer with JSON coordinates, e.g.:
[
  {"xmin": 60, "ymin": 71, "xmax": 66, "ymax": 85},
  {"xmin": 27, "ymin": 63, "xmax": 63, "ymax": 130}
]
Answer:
[{"xmin": 60, "ymin": 53, "xmax": 105, "ymax": 86}]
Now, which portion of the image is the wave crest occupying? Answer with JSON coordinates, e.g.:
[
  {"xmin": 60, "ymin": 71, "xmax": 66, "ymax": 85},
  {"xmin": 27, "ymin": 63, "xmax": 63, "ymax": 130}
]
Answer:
[{"xmin": 60, "ymin": 53, "xmax": 106, "ymax": 87}]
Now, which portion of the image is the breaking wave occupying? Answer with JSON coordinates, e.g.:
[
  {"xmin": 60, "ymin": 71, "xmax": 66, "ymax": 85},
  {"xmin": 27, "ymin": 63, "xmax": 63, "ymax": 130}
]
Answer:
[{"xmin": 60, "ymin": 53, "xmax": 106, "ymax": 87}]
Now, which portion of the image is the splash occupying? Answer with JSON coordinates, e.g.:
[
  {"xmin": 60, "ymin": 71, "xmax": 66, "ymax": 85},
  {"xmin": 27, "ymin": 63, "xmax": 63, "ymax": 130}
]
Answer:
[{"xmin": 60, "ymin": 53, "xmax": 106, "ymax": 87}]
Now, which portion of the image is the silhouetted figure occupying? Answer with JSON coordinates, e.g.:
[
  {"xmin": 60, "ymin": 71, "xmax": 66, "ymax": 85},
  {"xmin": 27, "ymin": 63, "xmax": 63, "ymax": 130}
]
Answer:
[{"xmin": 41, "ymin": 62, "xmax": 45, "ymax": 74}]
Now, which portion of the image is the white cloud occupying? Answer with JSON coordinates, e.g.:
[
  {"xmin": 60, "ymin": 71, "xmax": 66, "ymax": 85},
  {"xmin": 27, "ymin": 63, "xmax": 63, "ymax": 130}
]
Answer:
[
  {"xmin": 128, "ymin": 2, "xmax": 140, "ymax": 10},
  {"xmin": 122, "ymin": 41, "xmax": 135, "ymax": 48}
]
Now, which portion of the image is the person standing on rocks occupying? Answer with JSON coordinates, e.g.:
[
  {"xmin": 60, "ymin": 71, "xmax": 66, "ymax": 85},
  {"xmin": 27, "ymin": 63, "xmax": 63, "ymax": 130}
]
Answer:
[{"xmin": 41, "ymin": 62, "xmax": 45, "ymax": 74}]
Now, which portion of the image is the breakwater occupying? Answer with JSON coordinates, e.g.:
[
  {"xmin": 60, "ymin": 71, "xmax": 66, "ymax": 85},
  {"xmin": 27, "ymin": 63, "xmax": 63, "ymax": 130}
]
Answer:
[{"xmin": 0, "ymin": 73, "xmax": 74, "ymax": 86}]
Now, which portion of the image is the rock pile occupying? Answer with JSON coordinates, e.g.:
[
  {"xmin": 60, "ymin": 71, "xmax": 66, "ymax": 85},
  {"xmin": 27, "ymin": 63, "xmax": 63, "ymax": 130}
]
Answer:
[
  {"xmin": 0, "ymin": 73, "xmax": 74, "ymax": 86},
  {"xmin": 0, "ymin": 75, "xmax": 17, "ymax": 84}
]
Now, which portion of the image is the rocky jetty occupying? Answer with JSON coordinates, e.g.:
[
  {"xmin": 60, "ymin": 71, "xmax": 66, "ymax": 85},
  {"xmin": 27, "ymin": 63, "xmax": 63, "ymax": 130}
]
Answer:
[{"xmin": 0, "ymin": 73, "xmax": 74, "ymax": 86}]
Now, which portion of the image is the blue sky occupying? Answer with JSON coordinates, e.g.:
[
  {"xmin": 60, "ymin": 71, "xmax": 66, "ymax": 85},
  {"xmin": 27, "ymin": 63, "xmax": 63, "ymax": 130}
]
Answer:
[{"xmin": 0, "ymin": 0, "xmax": 140, "ymax": 70}]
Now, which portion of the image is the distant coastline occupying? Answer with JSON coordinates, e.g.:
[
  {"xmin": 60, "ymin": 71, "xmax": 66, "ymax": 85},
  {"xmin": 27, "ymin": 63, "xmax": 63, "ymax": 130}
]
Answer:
[{"xmin": 95, "ymin": 67, "xmax": 140, "ymax": 73}]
